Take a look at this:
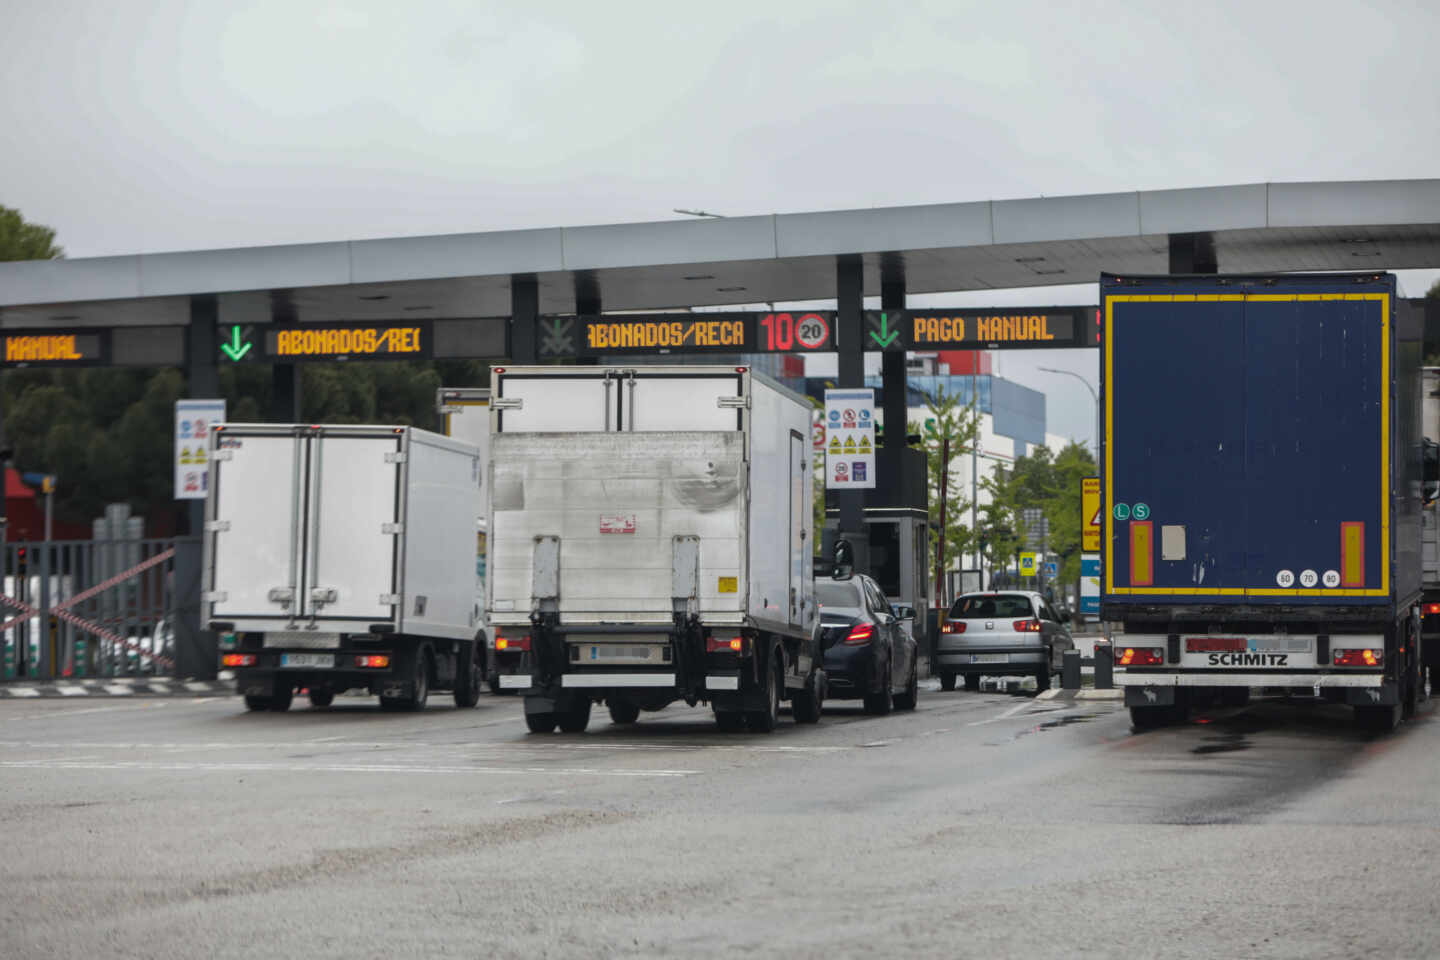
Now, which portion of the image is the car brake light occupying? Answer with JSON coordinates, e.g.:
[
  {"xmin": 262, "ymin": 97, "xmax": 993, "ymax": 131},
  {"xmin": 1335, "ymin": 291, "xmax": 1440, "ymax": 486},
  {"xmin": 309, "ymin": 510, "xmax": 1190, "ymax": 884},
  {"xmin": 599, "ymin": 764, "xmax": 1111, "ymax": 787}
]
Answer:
[
  {"xmin": 842, "ymin": 624, "xmax": 874, "ymax": 645},
  {"xmin": 1333, "ymin": 648, "xmax": 1382, "ymax": 667},
  {"xmin": 221, "ymin": 653, "xmax": 256, "ymax": 667},
  {"xmin": 1013, "ymin": 619, "xmax": 1042, "ymax": 632},
  {"xmin": 1118, "ymin": 647, "xmax": 1165, "ymax": 666},
  {"xmin": 942, "ymin": 621, "xmax": 966, "ymax": 634},
  {"xmin": 706, "ymin": 635, "xmax": 745, "ymax": 654},
  {"xmin": 495, "ymin": 635, "xmax": 531, "ymax": 652},
  {"xmin": 355, "ymin": 655, "xmax": 391, "ymax": 668}
]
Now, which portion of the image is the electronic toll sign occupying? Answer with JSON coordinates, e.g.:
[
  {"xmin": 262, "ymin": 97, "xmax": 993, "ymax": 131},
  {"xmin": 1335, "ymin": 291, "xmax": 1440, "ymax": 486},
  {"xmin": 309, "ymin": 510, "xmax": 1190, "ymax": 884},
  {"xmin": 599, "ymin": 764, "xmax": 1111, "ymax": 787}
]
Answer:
[
  {"xmin": 1, "ymin": 330, "xmax": 109, "ymax": 367},
  {"xmin": 537, "ymin": 308, "xmax": 1097, "ymax": 358},
  {"xmin": 868, "ymin": 308, "xmax": 1100, "ymax": 352},
  {"xmin": 218, "ymin": 323, "xmax": 433, "ymax": 363},
  {"xmin": 539, "ymin": 312, "xmax": 834, "ymax": 358}
]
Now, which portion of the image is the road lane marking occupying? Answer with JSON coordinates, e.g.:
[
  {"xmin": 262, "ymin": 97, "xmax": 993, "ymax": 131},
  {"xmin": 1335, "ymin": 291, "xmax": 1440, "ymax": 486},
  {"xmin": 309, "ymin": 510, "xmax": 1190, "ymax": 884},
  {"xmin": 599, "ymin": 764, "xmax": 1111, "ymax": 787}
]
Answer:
[{"xmin": 0, "ymin": 759, "xmax": 697, "ymax": 777}]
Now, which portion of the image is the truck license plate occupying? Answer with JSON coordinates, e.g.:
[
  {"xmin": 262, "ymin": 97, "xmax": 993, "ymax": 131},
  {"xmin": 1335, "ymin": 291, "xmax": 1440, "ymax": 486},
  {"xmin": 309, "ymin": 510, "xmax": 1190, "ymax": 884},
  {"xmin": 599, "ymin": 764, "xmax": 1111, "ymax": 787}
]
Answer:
[
  {"xmin": 971, "ymin": 654, "xmax": 1008, "ymax": 664},
  {"xmin": 280, "ymin": 653, "xmax": 334, "ymax": 668}
]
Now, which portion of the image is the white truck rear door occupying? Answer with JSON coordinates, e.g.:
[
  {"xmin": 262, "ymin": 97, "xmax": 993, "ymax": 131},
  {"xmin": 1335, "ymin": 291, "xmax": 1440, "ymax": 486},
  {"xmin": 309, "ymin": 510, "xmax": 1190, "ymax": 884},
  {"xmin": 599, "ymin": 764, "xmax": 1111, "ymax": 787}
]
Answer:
[
  {"xmin": 306, "ymin": 432, "xmax": 403, "ymax": 623},
  {"xmin": 209, "ymin": 431, "xmax": 302, "ymax": 623}
]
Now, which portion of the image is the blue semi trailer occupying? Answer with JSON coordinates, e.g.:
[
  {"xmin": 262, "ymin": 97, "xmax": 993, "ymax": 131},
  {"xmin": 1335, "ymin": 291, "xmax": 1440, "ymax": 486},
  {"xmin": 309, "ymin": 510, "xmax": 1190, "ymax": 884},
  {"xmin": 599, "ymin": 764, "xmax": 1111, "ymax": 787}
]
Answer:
[{"xmin": 1100, "ymin": 272, "xmax": 1426, "ymax": 731}]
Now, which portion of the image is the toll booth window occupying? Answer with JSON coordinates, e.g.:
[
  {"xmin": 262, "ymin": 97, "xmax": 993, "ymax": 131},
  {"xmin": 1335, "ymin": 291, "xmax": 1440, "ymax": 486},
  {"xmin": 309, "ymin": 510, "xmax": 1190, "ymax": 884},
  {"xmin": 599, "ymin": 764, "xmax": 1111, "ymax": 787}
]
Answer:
[{"xmin": 868, "ymin": 523, "xmax": 901, "ymax": 597}]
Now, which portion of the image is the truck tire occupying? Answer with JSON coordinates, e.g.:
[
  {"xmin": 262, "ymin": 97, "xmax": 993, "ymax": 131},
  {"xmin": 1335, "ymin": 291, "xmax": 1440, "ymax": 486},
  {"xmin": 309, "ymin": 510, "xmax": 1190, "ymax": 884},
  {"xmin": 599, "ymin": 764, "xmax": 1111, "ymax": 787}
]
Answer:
[
  {"xmin": 308, "ymin": 689, "xmax": 334, "ymax": 708},
  {"xmin": 608, "ymin": 699, "xmax": 640, "ymax": 724},
  {"xmin": 1355, "ymin": 703, "xmax": 1401, "ymax": 732},
  {"xmin": 940, "ymin": 672, "xmax": 956, "ymax": 692},
  {"xmin": 244, "ymin": 695, "xmax": 270, "ymax": 712},
  {"xmin": 963, "ymin": 674, "xmax": 981, "ymax": 692},
  {"xmin": 558, "ymin": 697, "xmax": 592, "ymax": 733},
  {"xmin": 453, "ymin": 641, "xmax": 482, "ymax": 708},
  {"xmin": 1218, "ymin": 687, "xmax": 1251, "ymax": 707},
  {"xmin": 745, "ymin": 653, "xmax": 781, "ymax": 733},
  {"xmin": 715, "ymin": 711, "xmax": 745, "ymax": 732},
  {"xmin": 270, "ymin": 686, "xmax": 293, "ymax": 712},
  {"xmin": 791, "ymin": 670, "xmax": 822, "ymax": 724},
  {"xmin": 863, "ymin": 664, "xmax": 893, "ymax": 715},
  {"xmin": 892, "ymin": 661, "xmax": 919, "ymax": 711},
  {"xmin": 525, "ymin": 711, "xmax": 557, "ymax": 733},
  {"xmin": 1034, "ymin": 660, "xmax": 1052, "ymax": 694}
]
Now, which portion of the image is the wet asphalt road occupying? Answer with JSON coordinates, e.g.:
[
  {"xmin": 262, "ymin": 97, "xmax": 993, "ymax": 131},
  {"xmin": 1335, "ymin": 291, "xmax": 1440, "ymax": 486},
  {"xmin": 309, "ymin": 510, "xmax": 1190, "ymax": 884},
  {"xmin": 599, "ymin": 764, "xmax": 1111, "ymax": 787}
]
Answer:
[{"xmin": 1, "ymin": 686, "xmax": 1438, "ymax": 960}]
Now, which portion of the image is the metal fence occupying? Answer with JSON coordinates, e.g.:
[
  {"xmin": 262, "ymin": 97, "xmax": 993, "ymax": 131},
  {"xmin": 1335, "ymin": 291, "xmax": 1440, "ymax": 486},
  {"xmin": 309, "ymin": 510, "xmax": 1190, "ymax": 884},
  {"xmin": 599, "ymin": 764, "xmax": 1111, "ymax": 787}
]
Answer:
[{"xmin": 0, "ymin": 537, "xmax": 182, "ymax": 681}]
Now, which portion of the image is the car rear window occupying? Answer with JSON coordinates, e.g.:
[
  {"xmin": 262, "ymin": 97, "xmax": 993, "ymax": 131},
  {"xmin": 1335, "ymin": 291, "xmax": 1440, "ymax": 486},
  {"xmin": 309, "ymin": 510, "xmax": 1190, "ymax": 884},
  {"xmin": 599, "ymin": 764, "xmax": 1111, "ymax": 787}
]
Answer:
[
  {"xmin": 950, "ymin": 595, "xmax": 1034, "ymax": 619},
  {"xmin": 817, "ymin": 581, "xmax": 863, "ymax": 608}
]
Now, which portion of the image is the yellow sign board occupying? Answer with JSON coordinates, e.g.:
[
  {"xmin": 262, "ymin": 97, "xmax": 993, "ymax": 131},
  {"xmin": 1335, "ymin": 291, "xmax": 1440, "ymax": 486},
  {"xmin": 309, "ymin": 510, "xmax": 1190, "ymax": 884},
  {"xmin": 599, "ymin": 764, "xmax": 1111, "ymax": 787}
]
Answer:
[
  {"xmin": 1082, "ymin": 477, "xmax": 1101, "ymax": 552},
  {"xmin": 1019, "ymin": 552, "xmax": 1037, "ymax": 576}
]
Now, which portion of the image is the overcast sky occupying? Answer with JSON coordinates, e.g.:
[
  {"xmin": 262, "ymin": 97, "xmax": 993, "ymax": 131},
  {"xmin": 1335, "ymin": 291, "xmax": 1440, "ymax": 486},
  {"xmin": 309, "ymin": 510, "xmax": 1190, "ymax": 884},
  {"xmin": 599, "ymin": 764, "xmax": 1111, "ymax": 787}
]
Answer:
[{"xmin": 3, "ymin": 0, "xmax": 1438, "ymax": 448}]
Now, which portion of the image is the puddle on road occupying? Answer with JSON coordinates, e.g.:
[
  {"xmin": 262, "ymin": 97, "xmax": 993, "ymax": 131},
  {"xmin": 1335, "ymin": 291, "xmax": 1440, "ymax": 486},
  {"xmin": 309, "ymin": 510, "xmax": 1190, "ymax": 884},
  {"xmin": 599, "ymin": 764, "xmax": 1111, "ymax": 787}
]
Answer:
[{"xmin": 986, "ymin": 711, "xmax": 1101, "ymax": 745}]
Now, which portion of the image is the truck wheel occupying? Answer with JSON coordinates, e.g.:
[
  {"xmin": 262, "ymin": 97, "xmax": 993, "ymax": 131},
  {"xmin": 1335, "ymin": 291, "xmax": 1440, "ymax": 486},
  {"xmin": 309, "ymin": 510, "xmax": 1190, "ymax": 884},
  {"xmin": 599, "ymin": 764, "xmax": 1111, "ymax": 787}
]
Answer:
[
  {"xmin": 1034, "ymin": 662, "xmax": 1052, "ymax": 694},
  {"xmin": 308, "ymin": 689, "xmax": 334, "ymax": 708},
  {"xmin": 746, "ymin": 653, "xmax": 781, "ymax": 733},
  {"xmin": 715, "ymin": 711, "xmax": 745, "ymax": 732},
  {"xmin": 453, "ymin": 642, "xmax": 482, "ymax": 708},
  {"xmin": 791, "ymin": 671, "xmax": 822, "ymax": 724},
  {"xmin": 1218, "ymin": 687, "xmax": 1251, "ymax": 707},
  {"xmin": 892, "ymin": 661, "xmax": 919, "ymax": 711},
  {"xmin": 244, "ymin": 695, "xmax": 271, "ymax": 712},
  {"xmin": 940, "ymin": 672, "xmax": 956, "ymax": 692},
  {"xmin": 269, "ymin": 686, "xmax": 293, "ymax": 712},
  {"xmin": 608, "ymin": 699, "xmax": 640, "ymax": 724},
  {"xmin": 525, "ymin": 711, "xmax": 557, "ymax": 733},
  {"xmin": 1129, "ymin": 706, "xmax": 1169, "ymax": 730},
  {"xmin": 863, "ymin": 665, "xmax": 893, "ymax": 715},
  {"xmin": 963, "ymin": 674, "xmax": 981, "ymax": 692},
  {"xmin": 558, "ymin": 697, "xmax": 592, "ymax": 733}
]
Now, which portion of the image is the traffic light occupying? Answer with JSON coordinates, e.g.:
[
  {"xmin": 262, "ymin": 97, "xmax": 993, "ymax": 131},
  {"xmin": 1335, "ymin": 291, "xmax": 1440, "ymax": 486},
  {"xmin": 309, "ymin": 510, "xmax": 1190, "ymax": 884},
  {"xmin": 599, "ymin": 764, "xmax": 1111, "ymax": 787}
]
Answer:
[{"xmin": 15, "ymin": 547, "xmax": 27, "ymax": 577}]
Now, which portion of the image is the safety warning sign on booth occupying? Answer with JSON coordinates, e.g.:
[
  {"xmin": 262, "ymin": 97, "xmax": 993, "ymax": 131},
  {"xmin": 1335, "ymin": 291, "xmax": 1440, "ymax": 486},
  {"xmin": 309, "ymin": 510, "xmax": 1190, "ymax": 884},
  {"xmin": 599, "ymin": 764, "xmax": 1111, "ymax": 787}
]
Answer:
[
  {"xmin": 824, "ymin": 389, "xmax": 876, "ymax": 490},
  {"xmin": 175, "ymin": 399, "xmax": 226, "ymax": 500}
]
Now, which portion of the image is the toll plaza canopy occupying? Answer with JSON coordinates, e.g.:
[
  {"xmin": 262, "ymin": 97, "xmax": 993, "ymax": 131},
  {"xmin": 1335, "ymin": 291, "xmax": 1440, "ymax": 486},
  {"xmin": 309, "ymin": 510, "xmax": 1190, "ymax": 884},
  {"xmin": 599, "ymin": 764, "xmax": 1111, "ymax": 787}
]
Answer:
[{"xmin": 2, "ymin": 179, "xmax": 1439, "ymax": 350}]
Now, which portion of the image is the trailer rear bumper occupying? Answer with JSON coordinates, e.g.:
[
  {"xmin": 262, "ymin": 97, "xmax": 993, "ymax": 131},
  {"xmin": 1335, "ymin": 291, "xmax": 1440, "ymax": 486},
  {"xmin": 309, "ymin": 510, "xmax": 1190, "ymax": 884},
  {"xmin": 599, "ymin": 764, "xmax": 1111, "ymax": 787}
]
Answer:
[
  {"xmin": 500, "ymin": 672, "xmax": 742, "ymax": 692},
  {"xmin": 1117, "ymin": 672, "xmax": 1384, "ymax": 687}
]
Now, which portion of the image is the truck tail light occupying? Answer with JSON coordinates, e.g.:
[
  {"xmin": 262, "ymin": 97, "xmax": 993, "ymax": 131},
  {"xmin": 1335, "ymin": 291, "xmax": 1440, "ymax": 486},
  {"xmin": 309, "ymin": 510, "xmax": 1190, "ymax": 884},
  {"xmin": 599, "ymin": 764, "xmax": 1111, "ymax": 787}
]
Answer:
[
  {"xmin": 221, "ymin": 653, "xmax": 256, "ymax": 667},
  {"xmin": 1333, "ymin": 648, "xmax": 1382, "ymax": 667},
  {"xmin": 842, "ymin": 624, "xmax": 874, "ymax": 645},
  {"xmin": 706, "ymin": 635, "xmax": 745, "ymax": 653},
  {"xmin": 495, "ymin": 635, "xmax": 530, "ymax": 652},
  {"xmin": 356, "ymin": 655, "xmax": 391, "ymax": 668},
  {"xmin": 1118, "ymin": 647, "xmax": 1164, "ymax": 666},
  {"xmin": 1013, "ymin": 619, "xmax": 1042, "ymax": 632},
  {"xmin": 941, "ymin": 621, "xmax": 966, "ymax": 634},
  {"xmin": 1425, "ymin": 603, "xmax": 1440, "ymax": 616}
]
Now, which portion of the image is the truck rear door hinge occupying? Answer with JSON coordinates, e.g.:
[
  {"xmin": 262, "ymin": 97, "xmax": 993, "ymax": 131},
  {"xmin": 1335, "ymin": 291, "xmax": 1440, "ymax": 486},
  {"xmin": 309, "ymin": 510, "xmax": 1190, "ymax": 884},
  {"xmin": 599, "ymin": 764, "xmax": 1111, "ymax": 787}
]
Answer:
[
  {"xmin": 379, "ymin": 593, "xmax": 402, "ymax": 605},
  {"xmin": 310, "ymin": 588, "xmax": 338, "ymax": 604},
  {"xmin": 204, "ymin": 520, "xmax": 231, "ymax": 533},
  {"xmin": 381, "ymin": 522, "xmax": 405, "ymax": 535},
  {"xmin": 384, "ymin": 452, "xmax": 407, "ymax": 464},
  {"xmin": 717, "ymin": 396, "xmax": 750, "ymax": 410},
  {"xmin": 267, "ymin": 587, "xmax": 295, "ymax": 604},
  {"xmin": 492, "ymin": 398, "xmax": 523, "ymax": 410},
  {"xmin": 212, "ymin": 449, "xmax": 234, "ymax": 461},
  {"xmin": 202, "ymin": 591, "xmax": 228, "ymax": 603}
]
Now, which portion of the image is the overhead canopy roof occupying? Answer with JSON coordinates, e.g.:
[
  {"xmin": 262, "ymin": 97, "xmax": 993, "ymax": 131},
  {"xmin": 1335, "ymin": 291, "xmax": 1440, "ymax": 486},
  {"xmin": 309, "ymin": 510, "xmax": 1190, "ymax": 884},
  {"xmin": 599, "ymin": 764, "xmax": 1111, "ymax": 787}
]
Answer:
[{"xmin": 2, "ymin": 179, "xmax": 1438, "ymax": 330}]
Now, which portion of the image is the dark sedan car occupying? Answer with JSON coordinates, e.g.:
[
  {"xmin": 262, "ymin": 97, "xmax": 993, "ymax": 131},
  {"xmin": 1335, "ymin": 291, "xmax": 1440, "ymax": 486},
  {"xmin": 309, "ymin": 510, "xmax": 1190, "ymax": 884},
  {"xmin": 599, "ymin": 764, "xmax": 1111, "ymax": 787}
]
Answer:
[{"xmin": 816, "ymin": 574, "xmax": 918, "ymax": 714}]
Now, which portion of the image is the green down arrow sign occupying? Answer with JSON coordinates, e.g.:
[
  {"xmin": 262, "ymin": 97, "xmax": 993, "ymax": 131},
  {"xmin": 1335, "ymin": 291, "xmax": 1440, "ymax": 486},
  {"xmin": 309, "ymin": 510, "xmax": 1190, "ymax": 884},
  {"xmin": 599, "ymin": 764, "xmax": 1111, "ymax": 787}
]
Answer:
[
  {"xmin": 867, "ymin": 312, "xmax": 901, "ymax": 349},
  {"xmin": 220, "ymin": 325, "xmax": 253, "ymax": 361}
]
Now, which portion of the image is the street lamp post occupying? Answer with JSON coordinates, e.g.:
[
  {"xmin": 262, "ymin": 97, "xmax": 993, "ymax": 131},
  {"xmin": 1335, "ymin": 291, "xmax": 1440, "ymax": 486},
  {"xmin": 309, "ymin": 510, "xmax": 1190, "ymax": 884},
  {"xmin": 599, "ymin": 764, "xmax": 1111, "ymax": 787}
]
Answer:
[{"xmin": 1037, "ymin": 366, "xmax": 1099, "ymax": 458}]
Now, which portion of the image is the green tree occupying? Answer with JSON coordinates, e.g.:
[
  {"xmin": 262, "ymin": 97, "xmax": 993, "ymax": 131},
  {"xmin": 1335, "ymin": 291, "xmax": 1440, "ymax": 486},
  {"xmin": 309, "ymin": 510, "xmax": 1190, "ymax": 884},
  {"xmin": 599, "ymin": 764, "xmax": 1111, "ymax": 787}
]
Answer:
[
  {"xmin": 983, "ymin": 441, "xmax": 1097, "ymax": 593},
  {"xmin": 915, "ymin": 386, "xmax": 982, "ymax": 591},
  {"xmin": 0, "ymin": 205, "xmax": 63, "ymax": 261}
]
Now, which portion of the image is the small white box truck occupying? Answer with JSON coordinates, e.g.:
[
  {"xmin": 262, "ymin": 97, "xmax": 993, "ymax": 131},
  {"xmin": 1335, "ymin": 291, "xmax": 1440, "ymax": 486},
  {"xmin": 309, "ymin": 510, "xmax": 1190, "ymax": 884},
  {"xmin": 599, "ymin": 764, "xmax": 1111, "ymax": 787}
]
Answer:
[
  {"xmin": 487, "ymin": 365, "xmax": 826, "ymax": 733},
  {"xmin": 203, "ymin": 424, "xmax": 487, "ymax": 712}
]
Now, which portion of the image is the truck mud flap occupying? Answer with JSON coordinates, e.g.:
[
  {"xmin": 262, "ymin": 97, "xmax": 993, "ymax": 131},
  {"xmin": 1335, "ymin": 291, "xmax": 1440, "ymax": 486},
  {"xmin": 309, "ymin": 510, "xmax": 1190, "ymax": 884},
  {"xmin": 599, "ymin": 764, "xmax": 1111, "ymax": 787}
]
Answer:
[
  {"xmin": 1344, "ymin": 684, "xmax": 1400, "ymax": 707},
  {"xmin": 1124, "ymin": 685, "xmax": 1177, "ymax": 708}
]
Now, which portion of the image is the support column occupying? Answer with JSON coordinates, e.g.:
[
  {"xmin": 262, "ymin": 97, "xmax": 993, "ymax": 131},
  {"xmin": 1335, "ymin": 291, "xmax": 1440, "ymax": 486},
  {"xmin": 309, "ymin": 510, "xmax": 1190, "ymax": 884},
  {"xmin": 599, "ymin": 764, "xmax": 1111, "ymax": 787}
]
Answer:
[
  {"xmin": 1168, "ymin": 233, "xmax": 1217, "ymax": 274},
  {"xmin": 510, "ymin": 275, "xmax": 539, "ymax": 364},
  {"xmin": 880, "ymin": 270, "xmax": 907, "ymax": 493},
  {"xmin": 575, "ymin": 274, "xmax": 601, "ymax": 366},
  {"xmin": 271, "ymin": 364, "xmax": 301, "ymax": 422},
  {"xmin": 835, "ymin": 254, "xmax": 867, "ymax": 572},
  {"xmin": 176, "ymin": 295, "xmax": 220, "ymax": 679}
]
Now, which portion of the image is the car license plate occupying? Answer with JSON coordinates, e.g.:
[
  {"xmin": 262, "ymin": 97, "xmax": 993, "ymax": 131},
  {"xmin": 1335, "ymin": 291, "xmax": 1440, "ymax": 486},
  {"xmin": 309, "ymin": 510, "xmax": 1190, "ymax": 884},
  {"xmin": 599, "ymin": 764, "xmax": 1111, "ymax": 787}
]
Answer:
[
  {"xmin": 280, "ymin": 653, "xmax": 334, "ymax": 669},
  {"xmin": 971, "ymin": 653, "xmax": 1008, "ymax": 664}
]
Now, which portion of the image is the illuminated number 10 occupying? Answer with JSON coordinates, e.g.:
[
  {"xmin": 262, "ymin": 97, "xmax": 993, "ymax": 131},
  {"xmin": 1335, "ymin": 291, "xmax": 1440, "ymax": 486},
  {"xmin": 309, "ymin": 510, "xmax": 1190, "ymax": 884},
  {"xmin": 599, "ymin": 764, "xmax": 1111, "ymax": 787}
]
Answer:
[{"xmin": 761, "ymin": 313, "xmax": 794, "ymax": 351}]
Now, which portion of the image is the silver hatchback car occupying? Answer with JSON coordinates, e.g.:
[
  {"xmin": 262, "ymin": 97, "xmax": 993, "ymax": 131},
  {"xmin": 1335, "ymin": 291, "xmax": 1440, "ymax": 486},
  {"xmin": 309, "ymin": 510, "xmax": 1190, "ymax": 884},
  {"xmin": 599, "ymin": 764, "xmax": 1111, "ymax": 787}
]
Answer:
[{"xmin": 936, "ymin": 591, "xmax": 1074, "ymax": 693}]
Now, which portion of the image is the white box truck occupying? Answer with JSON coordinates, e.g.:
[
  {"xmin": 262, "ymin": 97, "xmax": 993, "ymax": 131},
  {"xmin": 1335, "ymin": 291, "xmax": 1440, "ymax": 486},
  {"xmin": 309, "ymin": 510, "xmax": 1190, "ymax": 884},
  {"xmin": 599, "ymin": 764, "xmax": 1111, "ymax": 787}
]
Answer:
[
  {"xmin": 487, "ymin": 365, "xmax": 825, "ymax": 733},
  {"xmin": 203, "ymin": 424, "xmax": 487, "ymax": 712},
  {"xmin": 436, "ymin": 386, "xmax": 506, "ymax": 693}
]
